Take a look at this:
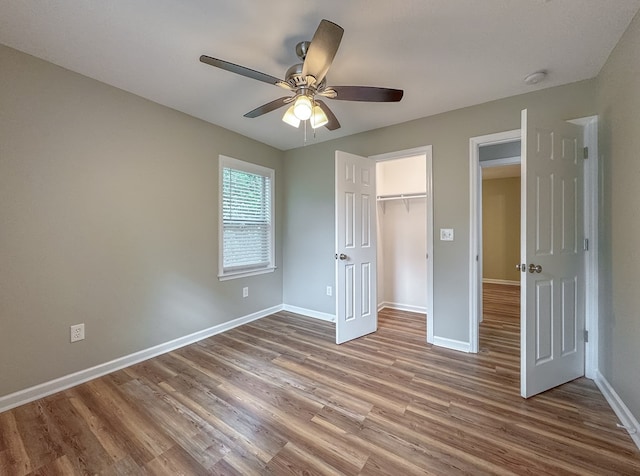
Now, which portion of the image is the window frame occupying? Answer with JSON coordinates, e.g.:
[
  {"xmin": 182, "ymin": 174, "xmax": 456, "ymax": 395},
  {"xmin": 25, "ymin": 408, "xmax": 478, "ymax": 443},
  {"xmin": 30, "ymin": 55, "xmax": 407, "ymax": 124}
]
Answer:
[{"xmin": 218, "ymin": 155, "xmax": 275, "ymax": 281}]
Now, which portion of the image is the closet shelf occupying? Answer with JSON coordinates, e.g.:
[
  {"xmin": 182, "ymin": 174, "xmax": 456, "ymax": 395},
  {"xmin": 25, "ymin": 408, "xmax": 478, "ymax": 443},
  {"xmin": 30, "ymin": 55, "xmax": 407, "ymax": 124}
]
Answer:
[
  {"xmin": 376, "ymin": 192, "xmax": 426, "ymax": 201},
  {"xmin": 376, "ymin": 193, "xmax": 427, "ymax": 213}
]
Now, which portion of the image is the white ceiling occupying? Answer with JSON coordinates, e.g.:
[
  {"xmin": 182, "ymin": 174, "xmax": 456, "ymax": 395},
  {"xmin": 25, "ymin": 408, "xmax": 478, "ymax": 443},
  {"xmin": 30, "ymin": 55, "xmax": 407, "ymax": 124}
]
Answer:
[{"xmin": 1, "ymin": 1, "xmax": 639, "ymax": 151}]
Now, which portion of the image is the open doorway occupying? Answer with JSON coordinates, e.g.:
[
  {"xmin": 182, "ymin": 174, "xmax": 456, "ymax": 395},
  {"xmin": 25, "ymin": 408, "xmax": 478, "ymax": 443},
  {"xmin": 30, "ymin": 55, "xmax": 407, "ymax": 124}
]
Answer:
[
  {"xmin": 478, "ymin": 142, "xmax": 521, "ymax": 359},
  {"xmin": 369, "ymin": 146, "xmax": 434, "ymax": 343},
  {"xmin": 376, "ymin": 156, "xmax": 427, "ymax": 312},
  {"xmin": 469, "ymin": 129, "xmax": 521, "ymax": 353}
]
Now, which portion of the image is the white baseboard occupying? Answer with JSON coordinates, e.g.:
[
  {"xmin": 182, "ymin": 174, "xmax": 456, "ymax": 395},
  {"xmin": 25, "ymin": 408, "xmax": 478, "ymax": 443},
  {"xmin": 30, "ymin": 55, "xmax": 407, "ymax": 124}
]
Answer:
[
  {"xmin": 482, "ymin": 278, "xmax": 520, "ymax": 286},
  {"xmin": 282, "ymin": 304, "xmax": 335, "ymax": 322},
  {"xmin": 378, "ymin": 301, "xmax": 427, "ymax": 314},
  {"xmin": 432, "ymin": 336, "xmax": 471, "ymax": 353},
  {"xmin": 594, "ymin": 370, "xmax": 640, "ymax": 450},
  {"xmin": 0, "ymin": 305, "xmax": 282, "ymax": 414}
]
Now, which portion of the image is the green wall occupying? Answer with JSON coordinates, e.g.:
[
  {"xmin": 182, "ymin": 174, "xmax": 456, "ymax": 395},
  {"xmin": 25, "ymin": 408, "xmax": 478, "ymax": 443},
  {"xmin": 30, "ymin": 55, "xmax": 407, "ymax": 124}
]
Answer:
[
  {"xmin": 597, "ymin": 9, "xmax": 640, "ymax": 422},
  {"xmin": 0, "ymin": 44, "xmax": 284, "ymax": 398}
]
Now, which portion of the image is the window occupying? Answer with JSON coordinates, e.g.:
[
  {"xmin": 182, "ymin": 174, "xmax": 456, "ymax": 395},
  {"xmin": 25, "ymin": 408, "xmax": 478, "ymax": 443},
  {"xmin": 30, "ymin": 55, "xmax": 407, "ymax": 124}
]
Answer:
[{"xmin": 218, "ymin": 155, "xmax": 275, "ymax": 280}]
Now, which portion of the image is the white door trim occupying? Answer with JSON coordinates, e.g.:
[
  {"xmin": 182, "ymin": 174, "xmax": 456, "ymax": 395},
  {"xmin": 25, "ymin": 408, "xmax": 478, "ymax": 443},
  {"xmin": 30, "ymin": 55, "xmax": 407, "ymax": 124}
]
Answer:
[
  {"xmin": 469, "ymin": 130, "xmax": 522, "ymax": 353},
  {"xmin": 369, "ymin": 146, "xmax": 434, "ymax": 343},
  {"xmin": 568, "ymin": 115, "xmax": 599, "ymax": 379}
]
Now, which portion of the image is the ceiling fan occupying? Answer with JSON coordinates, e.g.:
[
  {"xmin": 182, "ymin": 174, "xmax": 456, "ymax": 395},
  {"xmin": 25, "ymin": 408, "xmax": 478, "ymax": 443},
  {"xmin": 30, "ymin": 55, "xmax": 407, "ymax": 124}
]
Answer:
[{"xmin": 200, "ymin": 19, "xmax": 403, "ymax": 131}]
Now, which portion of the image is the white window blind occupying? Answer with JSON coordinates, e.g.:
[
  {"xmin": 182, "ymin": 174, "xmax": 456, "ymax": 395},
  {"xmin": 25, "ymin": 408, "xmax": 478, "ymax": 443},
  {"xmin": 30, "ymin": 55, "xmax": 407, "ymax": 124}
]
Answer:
[{"xmin": 219, "ymin": 156, "xmax": 275, "ymax": 279}]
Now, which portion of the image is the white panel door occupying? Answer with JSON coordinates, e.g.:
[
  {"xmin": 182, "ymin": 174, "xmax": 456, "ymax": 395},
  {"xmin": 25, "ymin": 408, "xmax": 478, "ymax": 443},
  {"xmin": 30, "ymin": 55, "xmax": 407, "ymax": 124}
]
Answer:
[
  {"xmin": 521, "ymin": 109, "xmax": 585, "ymax": 398},
  {"xmin": 335, "ymin": 150, "xmax": 377, "ymax": 344}
]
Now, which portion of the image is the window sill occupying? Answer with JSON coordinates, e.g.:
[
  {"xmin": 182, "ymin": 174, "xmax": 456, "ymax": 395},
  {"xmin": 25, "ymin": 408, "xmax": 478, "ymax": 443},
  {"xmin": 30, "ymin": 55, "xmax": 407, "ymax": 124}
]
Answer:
[{"xmin": 218, "ymin": 267, "xmax": 276, "ymax": 281}]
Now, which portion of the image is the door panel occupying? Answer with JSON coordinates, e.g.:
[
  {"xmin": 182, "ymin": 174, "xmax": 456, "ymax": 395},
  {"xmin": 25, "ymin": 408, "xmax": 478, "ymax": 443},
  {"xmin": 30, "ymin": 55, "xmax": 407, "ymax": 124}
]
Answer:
[
  {"xmin": 336, "ymin": 151, "xmax": 377, "ymax": 344},
  {"xmin": 521, "ymin": 109, "xmax": 584, "ymax": 398}
]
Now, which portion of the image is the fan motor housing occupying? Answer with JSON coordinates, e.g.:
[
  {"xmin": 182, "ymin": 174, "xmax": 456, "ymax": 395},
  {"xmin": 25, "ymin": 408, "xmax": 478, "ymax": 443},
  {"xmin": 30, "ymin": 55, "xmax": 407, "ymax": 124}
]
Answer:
[
  {"xmin": 285, "ymin": 63, "xmax": 306, "ymax": 87},
  {"xmin": 285, "ymin": 63, "xmax": 327, "ymax": 92}
]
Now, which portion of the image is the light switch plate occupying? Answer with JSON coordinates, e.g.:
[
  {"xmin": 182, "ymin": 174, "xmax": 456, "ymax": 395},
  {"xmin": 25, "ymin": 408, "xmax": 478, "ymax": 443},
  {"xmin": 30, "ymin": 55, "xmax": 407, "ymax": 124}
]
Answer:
[{"xmin": 440, "ymin": 228, "xmax": 454, "ymax": 241}]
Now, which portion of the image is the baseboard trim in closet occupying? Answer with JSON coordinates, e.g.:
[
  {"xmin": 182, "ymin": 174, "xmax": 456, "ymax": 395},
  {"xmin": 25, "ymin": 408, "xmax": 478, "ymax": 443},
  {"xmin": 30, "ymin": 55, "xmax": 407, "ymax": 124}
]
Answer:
[{"xmin": 378, "ymin": 302, "xmax": 427, "ymax": 314}]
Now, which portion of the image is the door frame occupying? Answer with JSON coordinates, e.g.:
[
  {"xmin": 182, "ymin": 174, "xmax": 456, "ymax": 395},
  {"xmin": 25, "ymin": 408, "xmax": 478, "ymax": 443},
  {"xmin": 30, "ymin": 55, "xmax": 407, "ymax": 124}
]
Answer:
[
  {"xmin": 469, "ymin": 130, "xmax": 521, "ymax": 353},
  {"xmin": 468, "ymin": 118, "xmax": 599, "ymax": 378},
  {"xmin": 569, "ymin": 115, "xmax": 599, "ymax": 379},
  {"xmin": 369, "ymin": 146, "xmax": 434, "ymax": 343}
]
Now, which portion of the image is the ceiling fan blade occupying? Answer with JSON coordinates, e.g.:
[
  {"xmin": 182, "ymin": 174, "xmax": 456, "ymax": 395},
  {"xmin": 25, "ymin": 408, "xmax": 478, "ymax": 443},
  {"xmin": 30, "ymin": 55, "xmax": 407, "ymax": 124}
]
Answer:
[
  {"xmin": 316, "ymin": 100, "xmax": 341, "ymax": 130},
  {"xmin": 302, "ymin": 20, "xmax": 344, "ymax": 84},
  {"xmin": 328, "ymin": 86, "xmax": 404, "ymax": 102},
  {"xmin": 244, "ymin": 97, "xmax": 292, "ymax": 118},
  {"xmin": 200, "ymin": 55, "xmax": 283, "ymax": 86}
]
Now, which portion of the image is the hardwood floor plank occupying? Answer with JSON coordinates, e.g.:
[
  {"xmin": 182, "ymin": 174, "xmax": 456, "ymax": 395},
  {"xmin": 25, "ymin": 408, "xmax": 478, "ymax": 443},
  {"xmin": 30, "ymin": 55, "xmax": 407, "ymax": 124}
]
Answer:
[
  {"xmin": 67, "ymin": 394, "xmax": 129, "ymax": 464},
  {"xmin": 12, "ymin": 401, "xmax": 64, "ymax": 472},
  {"xmin": 164, "ymin": 383, "xmax": 279, "ymax": 465},
  {"xmin": 265, "ymin": 441, "xmax": 345, "ymax": 476},
  {"xmin": 71, "ymin": 383, "xmax": 159, "ymax": 467},
  {"xmin": 362, "ymin": 408, "xmax": 518, "ymax": 475},
  {"xmin": 98, "ymin": 454, "xmax": 146, "ymax": 476},
  {"xmin": 82, "ymin": 379, "xmax": 173, "ymax": 459},
  {"xmin": 37, "ymin": 396, "xmax": 114, "ymax": 474},
  {"xmin": 0, "ymin": 412, "xmax": 32, "ymax": 475},
  {"xmin": 0, "ymin": 285, "xmax": 638, "ymax": 475},
  {"xmin": 144, "ymin": 444, "xmax": 207, "ymax": 475},
  {"xmin": 28, "ymin": 454, "xmax": 76, "ymax": 476}
]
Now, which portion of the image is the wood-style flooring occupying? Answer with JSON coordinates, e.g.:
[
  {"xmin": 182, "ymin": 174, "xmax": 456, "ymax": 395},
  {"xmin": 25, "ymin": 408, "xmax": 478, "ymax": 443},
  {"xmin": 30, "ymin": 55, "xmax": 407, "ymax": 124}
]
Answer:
[
  {"xmin": 1, "ymin": 287, "xmax": 639, "ymax": 475},
  {"xmin": 482, "ymin": 282, "xmax": 521, "ymax": 319}
]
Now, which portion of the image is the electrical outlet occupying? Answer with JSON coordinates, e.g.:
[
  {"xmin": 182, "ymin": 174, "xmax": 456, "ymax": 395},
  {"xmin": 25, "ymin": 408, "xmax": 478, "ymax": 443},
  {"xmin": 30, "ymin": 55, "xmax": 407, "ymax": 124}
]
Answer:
[
  {"xmin": 242, "ymin": 287, "xmax": 249, "ymax": 298},
  {"xmin": 440, "ymin": 228, "xmax": 454, "ymax": 241},
  {"xmin": 70, "ymin": 323, "xmax": 85, "ymax": 343},
  {"xmin": 326, "ymin": 286, "xmax": 332, "ymax": 296}
]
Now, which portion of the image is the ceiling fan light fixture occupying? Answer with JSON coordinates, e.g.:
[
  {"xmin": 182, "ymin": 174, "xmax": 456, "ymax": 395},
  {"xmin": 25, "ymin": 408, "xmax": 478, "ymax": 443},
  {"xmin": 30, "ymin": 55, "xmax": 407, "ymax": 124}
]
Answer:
[
  {"xmin": 282, "ymin": 105, "xmax": 301, "ymax": 128},
  {"xmin": 310, "ymin": 105, "xmax": 328, "ymax": 129},
  {"xmin": 293, "ymin": 95, "xmax": 313, "ymax": 120},
  {"xmin": 200, "ymin": 19, "xmax": 402, "ymax": 134}
]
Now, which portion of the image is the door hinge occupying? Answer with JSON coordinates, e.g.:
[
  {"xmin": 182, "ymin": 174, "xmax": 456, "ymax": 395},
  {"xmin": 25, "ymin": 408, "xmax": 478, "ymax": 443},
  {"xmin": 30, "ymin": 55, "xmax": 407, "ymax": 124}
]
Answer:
[
  {"xmin": 583, "ymin": 146, "xmax": 589, "ymax": 159},
  {"xmin": 584, "ymin": 329, "xmax": 589, "ymax": 343},
  {"xmin": 584, "ymin": 238, "xmax": 589, "ymax": 251}
]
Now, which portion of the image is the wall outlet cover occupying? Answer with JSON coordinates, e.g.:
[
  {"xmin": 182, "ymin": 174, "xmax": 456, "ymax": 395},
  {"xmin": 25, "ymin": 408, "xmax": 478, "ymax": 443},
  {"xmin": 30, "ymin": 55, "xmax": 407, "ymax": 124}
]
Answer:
[
  {"xmin": 440, "ymin": 228, "xmax": 454, "ymax": 241},
  {"xmin": 70, "ymin": 323, "xmax": 85, "ymax": 343}
]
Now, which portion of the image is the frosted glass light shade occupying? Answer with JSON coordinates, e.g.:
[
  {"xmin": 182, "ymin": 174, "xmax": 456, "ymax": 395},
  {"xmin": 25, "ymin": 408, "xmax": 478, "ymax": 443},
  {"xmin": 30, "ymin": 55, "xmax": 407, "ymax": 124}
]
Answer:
[
  {"xmin": 293, "ymin": 95, "xmax": 312, "ymax": 120},
  {"xmin": 310, "ymin": 105, "xmax": 328, "ymax": 129},
  {"xmin": 282, "ymin": 105, "xmax": 300, "ymax": 128}
]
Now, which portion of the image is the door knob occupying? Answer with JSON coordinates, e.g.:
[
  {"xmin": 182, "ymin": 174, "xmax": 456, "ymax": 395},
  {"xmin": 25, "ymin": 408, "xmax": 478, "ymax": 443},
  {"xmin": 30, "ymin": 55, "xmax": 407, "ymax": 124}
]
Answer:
[
  {"xmin": 528, "ymin": 263, "xmax": 542, "ymax": 273},
  {"xmin": 515, "ymin": 263, "xmax": 526, "ymax": 272},
  {"xmin": 335, "ymin": 253, "xmax": 347, "ymax": 260}
]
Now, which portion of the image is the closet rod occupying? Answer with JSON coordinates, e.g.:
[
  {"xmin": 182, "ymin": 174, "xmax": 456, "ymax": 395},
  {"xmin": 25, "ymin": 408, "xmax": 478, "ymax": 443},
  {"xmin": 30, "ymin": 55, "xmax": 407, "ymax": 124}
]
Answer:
[
  {"xmin": 376, "ymin": 192, "xmax": 426, "ymax": 201},
  {"xmin": 377, "ymin": 192, "xmax": 426, "ymax": 213}
]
